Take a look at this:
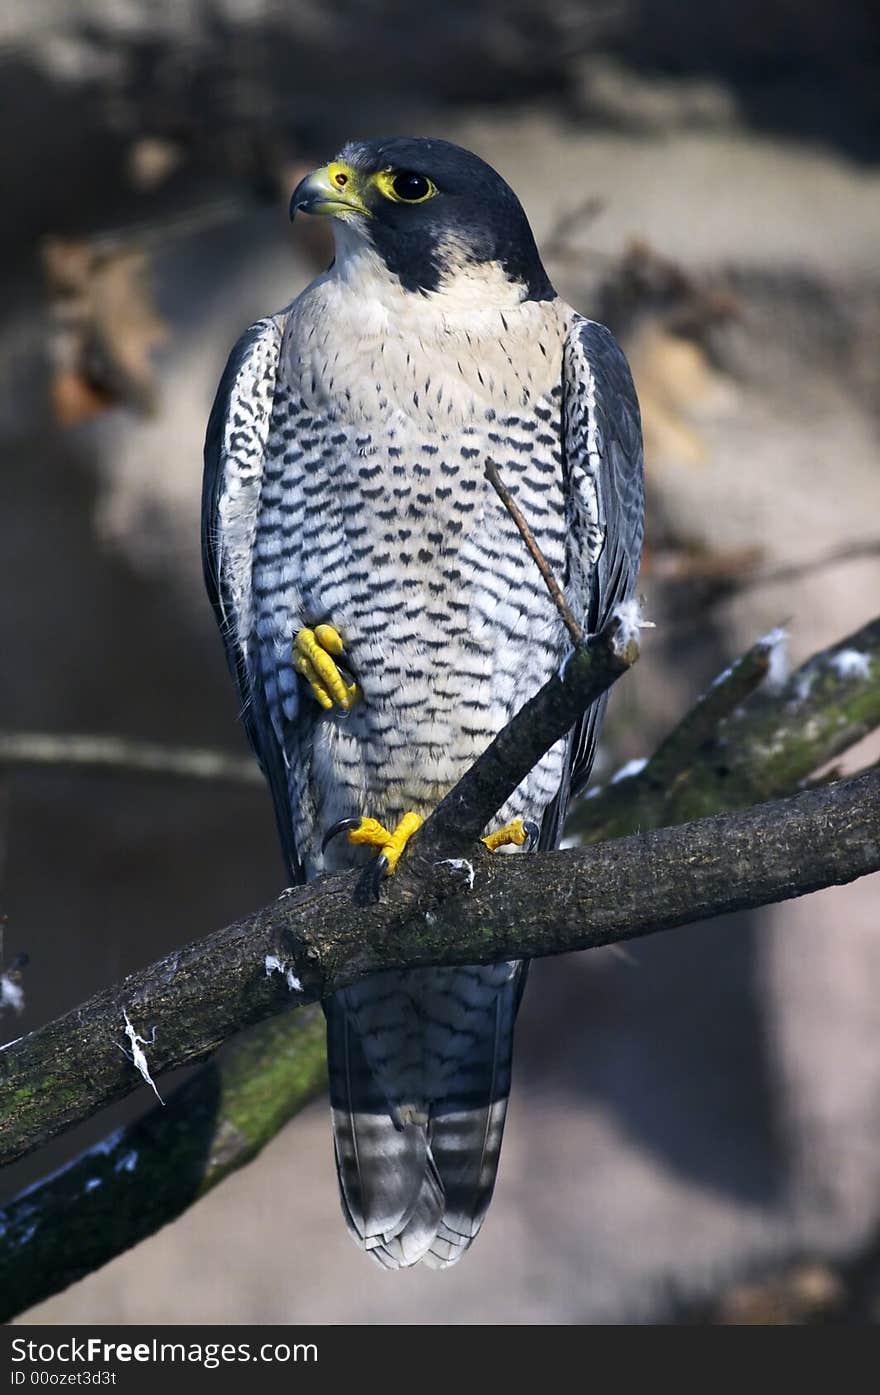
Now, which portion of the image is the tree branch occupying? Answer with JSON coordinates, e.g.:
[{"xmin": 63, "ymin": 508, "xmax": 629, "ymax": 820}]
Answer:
[
  {"xmin": 636, "ymin": 632, "xmax": 773, "ymax": 785},
  {"xmin": 0, "ymin": 732, "xmax": 261, "ymax": 785},
  {"xmin": 1, "ymin": 766, "xmax": 877, "ymax": 1172}
]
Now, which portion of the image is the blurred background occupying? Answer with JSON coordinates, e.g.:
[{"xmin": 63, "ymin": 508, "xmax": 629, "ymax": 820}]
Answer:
[{"xmin": 1, "ymin": 0, "xmax": 879, "ymax": 1324}]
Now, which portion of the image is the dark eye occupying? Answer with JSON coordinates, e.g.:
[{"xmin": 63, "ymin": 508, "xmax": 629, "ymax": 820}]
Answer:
[
  {"xmin": 392, "ymin": 172, "xmax": 431, "ymax": 201},
  {"xmin": 375, "ymin": 168, "xmax": 438, "ymax": 205}
]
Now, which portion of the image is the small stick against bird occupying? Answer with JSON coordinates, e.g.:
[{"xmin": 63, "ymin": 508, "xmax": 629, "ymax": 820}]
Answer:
[{"xmin": 485, "ymin": 458, "xmax": 584, "ymax": 646}]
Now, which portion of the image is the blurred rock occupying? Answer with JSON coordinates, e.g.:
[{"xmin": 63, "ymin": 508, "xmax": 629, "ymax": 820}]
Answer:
[{"xmin": 573, "ymin": 58, "xmax": 741, "ymax": 133}]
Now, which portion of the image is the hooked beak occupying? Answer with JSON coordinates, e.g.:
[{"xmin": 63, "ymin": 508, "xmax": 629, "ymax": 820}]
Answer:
[{"xmin": 289, "ymin": 162, "xmax": 370, "ymax": 220}]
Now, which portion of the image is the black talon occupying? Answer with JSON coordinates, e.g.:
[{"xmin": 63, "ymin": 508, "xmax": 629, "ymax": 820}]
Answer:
[
  {"xmin": 523, "ymin": 820, "xmax": 540, "ymax": 852},
  {"xmin": 369, "ymin": 854, "xmax": 389, "ymax": 901},
  {"xmin": 322, "ymin": 817, "xmax": 361, "ymax": 853}
]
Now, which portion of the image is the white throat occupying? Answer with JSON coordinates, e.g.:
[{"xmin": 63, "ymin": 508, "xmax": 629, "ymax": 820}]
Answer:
[
  {"xmin": 329, "ymin": 220, "xmax": 531, "ymax": 320},
  {"xmin": 285, "ymin": 218, "xmax": 569, "ymax": 423}
]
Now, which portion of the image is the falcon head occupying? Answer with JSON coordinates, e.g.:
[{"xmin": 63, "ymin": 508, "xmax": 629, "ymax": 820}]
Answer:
[{"xmin": 290, "ymin": 137, "xmax": 554, "ymax": 303}]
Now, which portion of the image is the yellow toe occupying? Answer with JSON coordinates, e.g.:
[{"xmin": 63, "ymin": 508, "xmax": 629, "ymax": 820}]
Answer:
[
  {"xmin": 347, "ymin": 817, "xmax": 394, "ymax": 848},
  {"xmin": 294, "ymin": 626, "xmax": 359, "ymax": 711},
  {"xmin": 293, "ymin": 652, "xmax": 334, "ymax": 709},
  {"xmin": 346, "ymin": 811, "xmax": 424, "ymax": 876},
  {"xmin": 380, "ymin": 812, "xmax": 424, "ymax": 874},
  {"xmin": 314, "ymin": 623, "xmax": 345, "ymax": 657},
  {"xmin": 482, "ymin": 819, "xmax": 528, "ymax": 852}
]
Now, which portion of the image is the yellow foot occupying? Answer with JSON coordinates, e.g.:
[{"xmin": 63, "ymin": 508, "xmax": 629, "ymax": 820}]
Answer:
[
  {"xmin": 323, "ymin": 811, "xmax": 424, "ymax": 885},
  {"xmin": 482, "ymin": 818, "xmax": 539, "ymax": 852},
  {"xmin": 293, "ymin": 625, "xmax": 359, "ymax": 712}
]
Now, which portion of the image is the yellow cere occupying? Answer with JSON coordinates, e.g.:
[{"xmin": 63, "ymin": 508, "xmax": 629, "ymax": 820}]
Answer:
[{"xmin": 326, "ymin": 161, "xmax": 356, "ymax": 192}]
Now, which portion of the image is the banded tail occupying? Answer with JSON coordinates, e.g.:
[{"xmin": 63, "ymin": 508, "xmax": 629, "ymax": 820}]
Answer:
[{"xmin": 326, "ymin": 962, "xmax": 525, "ymax": 1269}]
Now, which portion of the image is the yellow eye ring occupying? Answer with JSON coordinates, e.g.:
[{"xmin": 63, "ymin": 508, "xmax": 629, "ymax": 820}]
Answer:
[{"xmin": 375, "ymin": 169, "xmax": 437, "ymax": 204}]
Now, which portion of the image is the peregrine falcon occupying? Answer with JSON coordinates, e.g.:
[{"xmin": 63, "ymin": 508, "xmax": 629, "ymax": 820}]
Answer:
[{"xmin": 203, "ymin": 138, "xmax": 644, "ymax": 1269}]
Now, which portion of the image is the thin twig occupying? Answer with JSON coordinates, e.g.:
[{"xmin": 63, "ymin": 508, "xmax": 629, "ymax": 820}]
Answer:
[
  {"xmin": 653, "ymin": 538, "xmax": 880, "ymax": 601},
  {"xmin": 49, "ymin": 197, "xmax": 253, "ymax": 262},
  {"xmin": 724, "ymin": 538, "xmax": 880, "ymax": 598},
  {"xmin": 485, "ymin": 458, "xmax": 584, "ymax": 644},
  {"xmin": 642, "ymin": 633, "xmax": 775, "ymax": 785},
  {"xmin": 540, "ymin": 195, "xmax": 605, "ymax": 264},
  {"xmin": 0, "ymin": 732, "xmax": 261, "ymax": 786}
]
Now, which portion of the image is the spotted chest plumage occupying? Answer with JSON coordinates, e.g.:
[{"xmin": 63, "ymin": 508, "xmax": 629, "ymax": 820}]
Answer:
[{"xmin": 250, "ymin": 289, "xmax": 581, "ymax": 877}]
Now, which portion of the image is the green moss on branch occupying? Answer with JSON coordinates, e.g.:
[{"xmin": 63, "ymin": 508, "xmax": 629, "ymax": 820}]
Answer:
[
  {"xmin": 570, "ymin": 616, "xmax": 880, "ymax": 843},
  {"xmin": 0, "ymin": 1008, "xmax": 326, "ymax": 1321}
]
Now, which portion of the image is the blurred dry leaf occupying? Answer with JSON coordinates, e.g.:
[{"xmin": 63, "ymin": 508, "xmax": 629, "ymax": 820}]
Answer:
[
  {"xmin": 711, "ymin": 1262, "xmax": 845, "ymax": 1325},
  {"xmin": 596, "ymin": 240, "xmax": 741, "ymax": 471},
  {"xmin": 49, "ymin": 371, "xmax": 115, "ymax": 426},
  {"xmin": 599, "ymin": 238, "xmax": 740, "ymax": 338},
  {"xmin": 629, "ymin": 321, "xmax": 737, "ymax": 468},
  {"xmin": 43, "ymin": 237, "xmax": 169, "ymax": 424}
]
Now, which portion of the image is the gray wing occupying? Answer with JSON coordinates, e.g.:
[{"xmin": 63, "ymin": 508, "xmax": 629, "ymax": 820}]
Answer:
[
  {"xmin": 202, "ymin": 314, "xmax": 303, "ymax": 881},
  {"xmin": 540, "ymin": 317, "xmax": 645, "ymax": 847}
]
